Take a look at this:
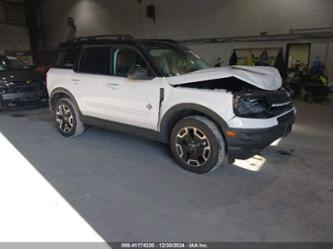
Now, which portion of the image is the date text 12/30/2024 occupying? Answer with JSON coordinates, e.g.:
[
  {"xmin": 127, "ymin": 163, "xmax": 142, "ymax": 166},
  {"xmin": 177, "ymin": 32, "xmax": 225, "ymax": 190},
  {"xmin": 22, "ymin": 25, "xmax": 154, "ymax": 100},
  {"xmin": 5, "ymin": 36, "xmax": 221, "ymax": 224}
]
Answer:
[{"xmin": 120, "ymin": 242, "xmax": 208, "ymax": 248}]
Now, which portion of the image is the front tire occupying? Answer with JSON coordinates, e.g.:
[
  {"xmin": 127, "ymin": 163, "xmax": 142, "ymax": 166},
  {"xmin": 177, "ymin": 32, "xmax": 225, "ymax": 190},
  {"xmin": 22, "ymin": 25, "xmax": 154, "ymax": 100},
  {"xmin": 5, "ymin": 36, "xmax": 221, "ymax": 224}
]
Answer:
[
  {"xmin": 170, "ymin": 116, "xmax": 226, "ymax": 174},
  {"xmin": 54, "ymin": 98, "xmax": 85, "ymax": 137}
]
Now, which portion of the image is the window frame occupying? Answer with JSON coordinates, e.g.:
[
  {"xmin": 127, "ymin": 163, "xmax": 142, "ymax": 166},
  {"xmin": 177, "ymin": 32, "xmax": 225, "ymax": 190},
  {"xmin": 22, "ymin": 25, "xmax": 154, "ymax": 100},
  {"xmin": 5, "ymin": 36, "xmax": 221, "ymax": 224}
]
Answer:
[
  {"xmin": 54, "ymin": 48, "xmax": 81, "ymax": 69},
  {"xmin": 74, "ymin": 45, "xmax": 111, "ymax": 75},
  {"xmin": 143, "ymin": 44, "xmax": 210, "ymax": 77},
  {"xmin": 109, "ymin": 44, "xmax": 156, "ymax": 78}
]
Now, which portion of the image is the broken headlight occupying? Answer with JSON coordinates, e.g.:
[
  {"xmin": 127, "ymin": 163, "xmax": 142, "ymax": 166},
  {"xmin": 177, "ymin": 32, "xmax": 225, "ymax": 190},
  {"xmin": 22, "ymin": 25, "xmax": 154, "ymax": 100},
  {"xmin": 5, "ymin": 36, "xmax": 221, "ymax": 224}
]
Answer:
[{"xmin": 233, "ymin": 95, "xmax": 268, "ymax": 118}]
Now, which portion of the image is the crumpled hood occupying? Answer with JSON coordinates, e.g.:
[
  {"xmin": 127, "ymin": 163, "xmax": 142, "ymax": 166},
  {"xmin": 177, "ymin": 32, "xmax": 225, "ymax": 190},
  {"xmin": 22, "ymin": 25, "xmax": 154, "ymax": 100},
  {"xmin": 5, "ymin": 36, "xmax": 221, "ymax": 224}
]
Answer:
[{"xmin": 166, "ymin": 66, "xmax": 282, "ymax": 91}]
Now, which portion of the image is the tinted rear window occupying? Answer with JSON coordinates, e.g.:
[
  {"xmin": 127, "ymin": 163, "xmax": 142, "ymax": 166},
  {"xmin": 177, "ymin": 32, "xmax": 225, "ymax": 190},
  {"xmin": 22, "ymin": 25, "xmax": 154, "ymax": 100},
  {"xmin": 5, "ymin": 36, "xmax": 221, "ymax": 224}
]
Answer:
[
  {"xmin": 55, "ymin": 49, "xmax": 80, "ymax": 69},
  {"xmin": 78, "ymin": 47, "xmax": 110, "ymax": 75}
]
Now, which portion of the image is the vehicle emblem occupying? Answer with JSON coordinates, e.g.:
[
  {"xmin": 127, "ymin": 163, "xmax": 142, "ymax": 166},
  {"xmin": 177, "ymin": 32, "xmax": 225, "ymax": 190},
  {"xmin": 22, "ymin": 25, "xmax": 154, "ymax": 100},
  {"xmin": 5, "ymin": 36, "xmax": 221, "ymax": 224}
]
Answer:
[
  {"xmin": 146, "ymin": 103, "xmax": 152, "ymax": 110},
  {"xmin": 26, "ymin": 80, "xmax": 32, "ymax": 84}
]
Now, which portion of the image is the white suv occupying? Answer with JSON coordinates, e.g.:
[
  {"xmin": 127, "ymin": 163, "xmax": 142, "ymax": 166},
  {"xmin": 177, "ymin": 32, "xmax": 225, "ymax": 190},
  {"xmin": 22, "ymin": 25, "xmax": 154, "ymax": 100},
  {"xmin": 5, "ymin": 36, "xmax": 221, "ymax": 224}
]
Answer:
[{"xmin": 47, "ymin": 35, "xmax": 295, "ymax": 174}]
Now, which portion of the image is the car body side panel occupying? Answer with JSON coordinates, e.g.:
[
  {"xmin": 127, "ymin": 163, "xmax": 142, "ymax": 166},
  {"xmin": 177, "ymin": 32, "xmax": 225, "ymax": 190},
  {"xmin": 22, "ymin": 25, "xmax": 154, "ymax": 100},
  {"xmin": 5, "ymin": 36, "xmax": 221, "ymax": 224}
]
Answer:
[
  {"xmin": 48, "ymin": 69, "xmax": 294, "ymax": 132},
  {"xmin": 99, "ymin": 76, "xmax": 163, "ymax": 131},
  {"xmin": 159, "ymin": 80, "xmax": 235, "ymax": 130},
  {"xmin": 69, "ymin": 72, "xmax": 105, "ymax": 118},
  {"xmin": 48, "ymin": 68, "xmax": 103, "ymax": 115},
  {"xmin": 47, "ymin": 68, "xmax": 82, "ymax": 109}
]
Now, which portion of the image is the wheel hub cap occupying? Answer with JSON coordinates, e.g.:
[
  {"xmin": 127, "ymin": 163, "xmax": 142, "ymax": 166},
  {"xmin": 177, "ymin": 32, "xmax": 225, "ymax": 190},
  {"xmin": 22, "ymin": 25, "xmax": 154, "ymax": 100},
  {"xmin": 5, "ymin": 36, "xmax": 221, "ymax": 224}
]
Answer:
[
  {"xmin": 175, "ymin": 127, "xmax": 211, "ymax": 167},
  {"xmin": 56, "ymin": 104, "xmax": 74, "ymax": 133}
]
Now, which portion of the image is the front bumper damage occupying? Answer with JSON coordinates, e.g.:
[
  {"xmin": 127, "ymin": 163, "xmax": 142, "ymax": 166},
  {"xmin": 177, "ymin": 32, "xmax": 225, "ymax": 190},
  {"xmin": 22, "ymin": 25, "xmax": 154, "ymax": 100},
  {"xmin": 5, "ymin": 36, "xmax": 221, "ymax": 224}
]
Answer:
[
  {"xmin": 0, "ymin": 85, "xmax": 48, "ymax": 109},
  {"xmin": 226, "ymin": 110, "xmax": 295, "ymax": 159}
]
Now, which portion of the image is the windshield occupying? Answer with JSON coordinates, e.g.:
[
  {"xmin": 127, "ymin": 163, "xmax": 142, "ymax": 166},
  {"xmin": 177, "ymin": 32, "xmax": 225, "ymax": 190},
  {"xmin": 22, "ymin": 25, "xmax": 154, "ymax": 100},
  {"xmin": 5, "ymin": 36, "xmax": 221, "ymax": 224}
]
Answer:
[
  {"xmin": 0, "ymin": 56, "xmax": 31, "ymax": 71},
  {"xmin": 146, "ymin": 45, "xmax": 209, "ymax": 77}
]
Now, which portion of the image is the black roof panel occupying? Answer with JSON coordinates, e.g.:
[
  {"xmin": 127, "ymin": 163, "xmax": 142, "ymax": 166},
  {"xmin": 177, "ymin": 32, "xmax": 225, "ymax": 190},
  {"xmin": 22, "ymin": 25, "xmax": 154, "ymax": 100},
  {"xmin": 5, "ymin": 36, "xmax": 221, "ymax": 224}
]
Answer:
[{"xmin": 58, "ymin": 34, "xmax": 179, "ymax": 49}]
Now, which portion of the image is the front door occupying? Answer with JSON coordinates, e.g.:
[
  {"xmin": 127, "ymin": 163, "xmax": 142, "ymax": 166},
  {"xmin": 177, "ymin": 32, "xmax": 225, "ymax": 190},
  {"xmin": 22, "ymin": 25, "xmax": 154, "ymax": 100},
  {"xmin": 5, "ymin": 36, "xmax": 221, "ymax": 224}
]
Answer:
[{"xmin": 100, "ymin": 46, "xmax": 162, "ymax": 131}]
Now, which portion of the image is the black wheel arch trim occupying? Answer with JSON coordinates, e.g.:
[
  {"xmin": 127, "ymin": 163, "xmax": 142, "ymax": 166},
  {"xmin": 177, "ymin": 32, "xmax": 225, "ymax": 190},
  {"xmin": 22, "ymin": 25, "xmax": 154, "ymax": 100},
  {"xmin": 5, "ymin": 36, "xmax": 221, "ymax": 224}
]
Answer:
[
  {"xmin": 159, "ymin": 103, "xmax": 229, "ymax": 141},
  {"xmin": 49, "ymin": 88, "xmax": 82, "ymax": 115}
]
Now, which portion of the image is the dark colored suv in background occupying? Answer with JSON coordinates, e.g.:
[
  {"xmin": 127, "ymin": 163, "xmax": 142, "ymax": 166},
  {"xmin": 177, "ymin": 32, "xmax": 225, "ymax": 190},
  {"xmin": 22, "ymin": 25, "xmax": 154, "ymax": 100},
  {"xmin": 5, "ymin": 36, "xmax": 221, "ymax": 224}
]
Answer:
[{"xmin": 0, "ymin": 55, "xmax": 48, "ymax": 110}]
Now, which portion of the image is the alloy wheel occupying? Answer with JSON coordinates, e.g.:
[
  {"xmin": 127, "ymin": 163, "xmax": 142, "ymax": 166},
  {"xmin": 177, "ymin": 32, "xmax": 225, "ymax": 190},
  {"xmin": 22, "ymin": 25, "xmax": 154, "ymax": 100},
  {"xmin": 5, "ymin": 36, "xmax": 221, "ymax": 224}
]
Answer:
[
  {"xmin": 56, "ymin": 104, "xmax": 74, "ymax": 133},
  {"xmin": 175, "ymin": 126, "xmax": 211, "ymax": 167}
]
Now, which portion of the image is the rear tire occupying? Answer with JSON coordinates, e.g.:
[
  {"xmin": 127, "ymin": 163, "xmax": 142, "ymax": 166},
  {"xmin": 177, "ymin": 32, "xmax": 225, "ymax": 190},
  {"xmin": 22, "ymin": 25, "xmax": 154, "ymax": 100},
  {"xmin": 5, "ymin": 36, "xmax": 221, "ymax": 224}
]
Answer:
[
  {"xmin": 54, "ymin": 98, "xmax": 85, "ymax": 137},
  {"xmin": 170, "ymin": 115, "xmax": 226, "ymax": 174}
]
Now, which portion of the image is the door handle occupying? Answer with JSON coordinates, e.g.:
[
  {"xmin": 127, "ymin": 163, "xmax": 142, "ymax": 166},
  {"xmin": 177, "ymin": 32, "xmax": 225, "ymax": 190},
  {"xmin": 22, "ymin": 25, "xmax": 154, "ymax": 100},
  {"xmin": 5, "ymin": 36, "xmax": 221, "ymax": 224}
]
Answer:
[
  {"xmin": 72, "ymin": 79, "xmax": 80, "ymax": 85},
  {"xmin": 107, "ymin": 83, "xmax": 120, "ymax": 89}
]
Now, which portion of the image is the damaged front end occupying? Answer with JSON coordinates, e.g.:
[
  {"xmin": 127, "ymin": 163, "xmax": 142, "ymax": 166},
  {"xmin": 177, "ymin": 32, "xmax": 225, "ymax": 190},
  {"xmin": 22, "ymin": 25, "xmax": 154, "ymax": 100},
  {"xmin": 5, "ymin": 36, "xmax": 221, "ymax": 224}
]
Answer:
[
  {"xmin": 168, "ymin": 66, "xmax": 295, "ymax": 160},
  {"xmin": 179, "ymin": 76, "xmax": 295, "ymax": 160},
  {"xmin": 177, "ymin": 75, "xmax": 293, "ymax": 119},
  {"xmin": 0, "ymin": 80, "xmax": 48, "ymax": 110},
  {"xmin": 232, "ymin": 88, "xmax": 293, "ymax": 118}
]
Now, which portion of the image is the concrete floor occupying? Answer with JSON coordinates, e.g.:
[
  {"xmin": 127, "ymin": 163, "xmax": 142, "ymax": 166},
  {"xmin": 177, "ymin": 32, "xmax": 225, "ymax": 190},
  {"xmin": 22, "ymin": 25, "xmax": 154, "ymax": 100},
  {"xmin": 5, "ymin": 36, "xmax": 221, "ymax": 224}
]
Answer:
[
  {"xmin": 0, "ymin": 99, "xmax": 332, "ymax": 242},
  {"xmin": 0, "ymin": 133, "xmax": 106, "ymax": 244}
]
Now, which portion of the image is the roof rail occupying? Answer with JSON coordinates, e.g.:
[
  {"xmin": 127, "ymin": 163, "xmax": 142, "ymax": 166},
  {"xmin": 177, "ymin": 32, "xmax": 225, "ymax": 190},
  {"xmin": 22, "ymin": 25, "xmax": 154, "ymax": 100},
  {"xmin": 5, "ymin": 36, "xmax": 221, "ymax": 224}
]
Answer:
[
  {"xmin": 70, "ymin": 34, "xmax": 135, "ymax": 42},
  {"xmin": 138, "ymin": 39, "xmax": 179, "ymax": 44}
]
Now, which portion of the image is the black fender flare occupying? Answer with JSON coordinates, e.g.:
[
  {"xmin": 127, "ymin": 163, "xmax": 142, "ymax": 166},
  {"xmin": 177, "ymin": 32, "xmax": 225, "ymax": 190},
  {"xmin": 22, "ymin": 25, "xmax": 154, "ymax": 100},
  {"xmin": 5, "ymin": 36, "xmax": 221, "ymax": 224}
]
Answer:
[
  {"xmin": 49, "ymin": 87, "xmax": 81, "ymax": 114},
  {"xmin": 159, "ymin": 103, "xmax": 229, "ymax": 141}
]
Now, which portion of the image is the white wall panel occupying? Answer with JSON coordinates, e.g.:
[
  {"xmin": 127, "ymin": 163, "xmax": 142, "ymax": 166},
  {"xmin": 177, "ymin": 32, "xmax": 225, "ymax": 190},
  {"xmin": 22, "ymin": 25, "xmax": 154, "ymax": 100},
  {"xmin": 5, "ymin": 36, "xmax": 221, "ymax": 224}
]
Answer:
[{"xmin": 39, "ymin": 0, "xmax": 333, "ymax": 79}]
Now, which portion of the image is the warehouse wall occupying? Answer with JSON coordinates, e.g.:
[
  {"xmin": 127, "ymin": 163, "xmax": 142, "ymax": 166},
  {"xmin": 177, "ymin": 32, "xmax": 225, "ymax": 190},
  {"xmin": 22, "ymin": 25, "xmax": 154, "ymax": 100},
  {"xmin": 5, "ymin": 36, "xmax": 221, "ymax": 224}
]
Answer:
[
  {"xmin": 40, "ymin": 0, "xmax": 333, "ymax": 45},
  {"xmin": 39, "ymin": 0, "xmax": 333, "ymax": 79},
  {"xmin": 0, "ymin": 24, "xmax": 30, "ymax": 53},
  {"xmin": 0, "ymin": 0, "xmax": 30, "ymax": 54},
  {"xmin": 189, "ymin": 41, "xmax": 333, "ymax": 82}
]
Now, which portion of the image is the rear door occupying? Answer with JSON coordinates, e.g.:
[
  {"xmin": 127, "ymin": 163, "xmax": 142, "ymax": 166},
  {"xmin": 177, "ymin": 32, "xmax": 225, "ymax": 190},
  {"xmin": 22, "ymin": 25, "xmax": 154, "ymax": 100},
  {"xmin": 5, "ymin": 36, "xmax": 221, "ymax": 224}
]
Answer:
[
  {"xmin": 100, "ymin": 45, "xmax": 162, "ymax": 131},
  {"xmin": 73, "ymin": 46, "xmax": 111, "ymax": 118}
]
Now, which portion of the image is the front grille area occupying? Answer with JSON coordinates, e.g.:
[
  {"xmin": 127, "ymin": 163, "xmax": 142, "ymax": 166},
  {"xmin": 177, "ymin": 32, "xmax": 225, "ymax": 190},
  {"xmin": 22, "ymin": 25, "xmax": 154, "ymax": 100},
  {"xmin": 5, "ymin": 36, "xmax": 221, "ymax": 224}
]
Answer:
[
  {"xmin": 235, "ymin": 88, "xmax": 294, "ymax": 119},
  {"xmin": 270, "ymin": 102, "xmax": 293, "ymax": 117},
  {"xmin": 0, "ymin": 80, "xmax": 47, "ymax": 108},
  {"xmin": 266, "ymin": 90, "xmax": 293, "ymax": 117},
  {"xmin": 278, "ymin": 111, "xmax": 294, "ymax": 124},
  {"xmin": 1, "ymin": 80, "xmax": 44, "ymax": 93},
  {"xmin": 11, "ymin": 84, "xmax": 40, "ymax": 93}
]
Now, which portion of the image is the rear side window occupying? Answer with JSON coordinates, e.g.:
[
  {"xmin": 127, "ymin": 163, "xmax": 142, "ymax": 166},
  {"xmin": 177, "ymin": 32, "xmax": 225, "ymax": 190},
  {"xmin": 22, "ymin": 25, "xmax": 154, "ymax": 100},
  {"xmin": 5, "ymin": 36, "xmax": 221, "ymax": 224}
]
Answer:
[
  {"xmin": 55, "ymin": 49, "xmax": 80, "ymax": 69},
  {"xmin": 78, "ymin": 47, "xmax": 110, "ymax": 74}
]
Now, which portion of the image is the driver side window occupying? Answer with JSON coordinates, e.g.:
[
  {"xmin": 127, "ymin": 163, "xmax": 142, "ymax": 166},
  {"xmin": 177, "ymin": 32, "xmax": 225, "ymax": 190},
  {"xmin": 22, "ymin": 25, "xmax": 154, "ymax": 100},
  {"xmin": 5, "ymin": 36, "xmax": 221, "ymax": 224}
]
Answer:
[{"xmin": 112, "ymin": 47, "xmax": 150, "ymax": 77}]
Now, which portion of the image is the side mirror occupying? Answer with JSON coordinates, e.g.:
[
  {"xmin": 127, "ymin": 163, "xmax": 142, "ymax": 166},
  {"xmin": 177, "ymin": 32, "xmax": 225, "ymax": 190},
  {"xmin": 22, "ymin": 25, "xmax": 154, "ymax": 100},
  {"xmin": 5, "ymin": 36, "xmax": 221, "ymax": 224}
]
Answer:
[{"xmin": 127, "ymin": 67, "xmax": 153, "ymax": 80}]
